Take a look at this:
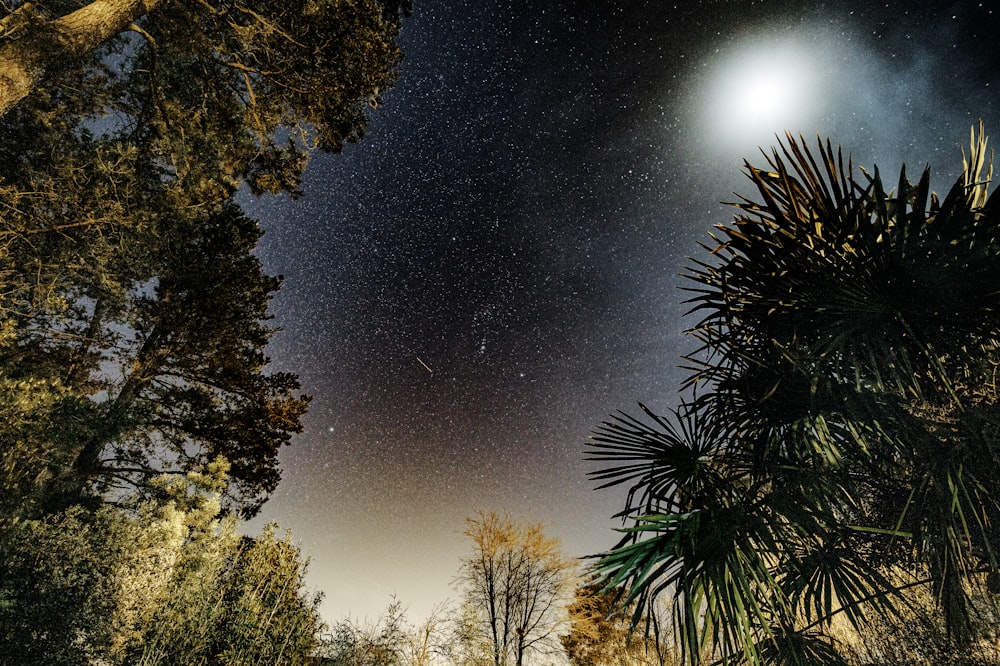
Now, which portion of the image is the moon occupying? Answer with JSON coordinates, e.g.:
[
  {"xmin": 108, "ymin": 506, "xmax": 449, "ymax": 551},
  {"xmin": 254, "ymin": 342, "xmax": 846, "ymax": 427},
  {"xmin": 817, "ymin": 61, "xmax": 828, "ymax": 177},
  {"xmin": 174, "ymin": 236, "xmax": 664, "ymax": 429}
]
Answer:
[{"xmin": 695, "ymin": 32, "xmax": 838, "ymax": 157}]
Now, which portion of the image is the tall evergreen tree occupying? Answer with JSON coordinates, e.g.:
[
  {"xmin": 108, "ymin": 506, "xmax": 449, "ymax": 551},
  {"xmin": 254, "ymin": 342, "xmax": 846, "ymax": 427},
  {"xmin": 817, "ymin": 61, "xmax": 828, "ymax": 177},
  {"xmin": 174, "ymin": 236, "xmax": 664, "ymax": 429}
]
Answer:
[
  {"xmin": 0, "ymin": 0, "xmax": 406, "ymax": 515},
  {"xmin": 47, "ymin": 203, "xmax": 310, "ymax": 515}
]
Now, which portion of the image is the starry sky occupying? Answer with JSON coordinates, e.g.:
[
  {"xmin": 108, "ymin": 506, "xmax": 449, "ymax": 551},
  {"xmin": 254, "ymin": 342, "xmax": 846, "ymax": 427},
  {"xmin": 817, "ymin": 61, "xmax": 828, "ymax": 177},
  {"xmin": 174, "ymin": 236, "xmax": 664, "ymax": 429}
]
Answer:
[{"xmin": 241, "ymin": 0, "xmax": 1000, "ymax": 623}]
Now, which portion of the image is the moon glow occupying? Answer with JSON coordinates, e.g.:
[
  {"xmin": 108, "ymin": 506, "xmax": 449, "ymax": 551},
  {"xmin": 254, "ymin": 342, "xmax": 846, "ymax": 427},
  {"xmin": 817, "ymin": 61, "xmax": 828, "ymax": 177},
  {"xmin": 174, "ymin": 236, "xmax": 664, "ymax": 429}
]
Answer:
[{"xmin": 697, "ymin": 34, "xmax": 834, "ymax": 156}]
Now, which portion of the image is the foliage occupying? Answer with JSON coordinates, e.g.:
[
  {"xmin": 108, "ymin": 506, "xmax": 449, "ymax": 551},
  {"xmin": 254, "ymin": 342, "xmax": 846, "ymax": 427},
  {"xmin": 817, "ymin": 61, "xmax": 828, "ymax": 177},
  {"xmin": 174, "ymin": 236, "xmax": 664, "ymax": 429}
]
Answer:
[
  {"xmin": 562, "ymin": 581, "xmax": 677, "ymax": 666},
  {"xmin": 319, "ymin": 600, "xmax": 410, "ymax": 666},
  {"xmin": 119, "ymin": 468, "xmax": 324, "ymax": 665},
  {"xmin": 589, "ymin": 125, "xmax": 1000, "ymax": 665},
  {"xmin": 406, "ymin": 604, "xmax": 455, "ymax": 666},
  {"xmin": 0, "ymin": 505, "xmax": 127, "ymax": 665},
  {"xmin": 0, "ymin": 0, "xmax": 405, "ymax": 656},
  {"xmin": 456, "ymin": 511, "xmax": 578, "ymax": 666},
  {"xmin": 0, "ymin": 0, "xmax": 407, "ymax": 193},
  {"xmin": 0, "ymin": 198, "xmax": 311, "ymax": 516},
  {"xmin": 0, "ymin": 466, "xmax": 324, "ymax": 664},
  {"xmin": 133, "ymin": 524, "xmax": 323, "ymax": 665},
  {"xmin": 445, "ymin": 600, "xmax": 498, "ymax": 666},
  {"xmin": 318, "ymin": 600, "xmax": 458, "ymax": 666},
  {"xmin": 0, "ymin": 0, "xmax": 407, "ymax": 516},
  {"xmin": 836, "ymin": 577, "xmax": 1000, "ymax": 666},
  {"xmin": 0, "ymin": 372, "xmax": 97, "ymax": 520}
]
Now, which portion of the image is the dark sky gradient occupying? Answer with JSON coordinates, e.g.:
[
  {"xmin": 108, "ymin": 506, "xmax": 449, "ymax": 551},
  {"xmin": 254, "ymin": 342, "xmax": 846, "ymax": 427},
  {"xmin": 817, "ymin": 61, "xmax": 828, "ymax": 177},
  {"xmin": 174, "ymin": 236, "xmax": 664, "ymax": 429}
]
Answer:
[{"xmin": 241, "ymin": 1, "xmax": 1000, "ymax": 622}]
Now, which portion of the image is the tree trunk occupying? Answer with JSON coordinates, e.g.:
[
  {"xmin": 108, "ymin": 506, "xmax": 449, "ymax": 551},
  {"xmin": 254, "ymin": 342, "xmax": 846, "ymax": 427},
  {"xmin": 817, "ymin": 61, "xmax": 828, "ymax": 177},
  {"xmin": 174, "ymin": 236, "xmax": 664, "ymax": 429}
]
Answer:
[
  {"xmin": 0, "ymin": 0, "xmax": 168, "ymax": 118},
  {"xmin": 42, "ymin": 322, "xmax": 165, "ymax": 514}
]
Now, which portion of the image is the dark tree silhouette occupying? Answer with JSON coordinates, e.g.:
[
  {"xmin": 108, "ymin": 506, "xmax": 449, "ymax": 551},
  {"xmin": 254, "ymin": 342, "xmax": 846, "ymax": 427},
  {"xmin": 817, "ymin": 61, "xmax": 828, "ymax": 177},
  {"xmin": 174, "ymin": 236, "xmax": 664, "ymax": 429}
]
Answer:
[
  {"xmin": 590, "ymin": 125, "xmax": 1000, "ymax": 665},
  {"xmin": 0, "ymin": 0, "xmax": 407, "ymax": 516}
]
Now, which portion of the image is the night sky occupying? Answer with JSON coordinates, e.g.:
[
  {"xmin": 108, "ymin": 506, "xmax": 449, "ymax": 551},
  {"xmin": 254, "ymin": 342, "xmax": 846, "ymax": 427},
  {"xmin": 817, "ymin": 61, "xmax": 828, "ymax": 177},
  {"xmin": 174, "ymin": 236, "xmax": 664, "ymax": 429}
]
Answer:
[{"xmin": 241, "ymin": 1, "xmax": 1000, "ymax": 623}]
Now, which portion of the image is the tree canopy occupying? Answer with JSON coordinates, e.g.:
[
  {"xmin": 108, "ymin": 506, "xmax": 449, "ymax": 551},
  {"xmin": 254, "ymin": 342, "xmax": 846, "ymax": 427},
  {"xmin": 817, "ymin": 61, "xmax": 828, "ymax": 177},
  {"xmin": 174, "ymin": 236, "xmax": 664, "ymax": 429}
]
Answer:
[
  {"xmin": 589, "ymin": 125, "xmax": 1000, "ymax": 665},
  {"xmin": 0, "ymin": 465, "xmax": 325, "ymax": 664},
  {"xmin": 0, "ymin": 0, "xmax": 407, "ymax": 657},
  {"xmin": 0, "ymin": 0, "xmax": 407, "ymax": 516}
]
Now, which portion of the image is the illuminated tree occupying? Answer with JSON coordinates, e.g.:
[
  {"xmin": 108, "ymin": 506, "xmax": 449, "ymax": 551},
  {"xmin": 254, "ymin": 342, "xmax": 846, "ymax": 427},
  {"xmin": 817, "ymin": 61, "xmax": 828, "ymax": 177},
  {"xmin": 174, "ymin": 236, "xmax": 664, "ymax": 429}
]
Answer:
[
  {"xmin": 13, "ymin": 202, "xmax": 309, "ymax": 517},
  {"xmin": 320, "ymin": 601, "xmax": 408, "ymax": 666},
  {"xmin": 446, "ymin": 599, "xmax": 496, "ymax": 666},
  {"xmin": 0, "ymin": 465, "xmax": 323, "ymax": 664},
  {"xmin": 456, "ymin": 511, "xmax": 577, "ymax": 666},
  {"xmin": 122, "ymin": 469, "xmax": 323, "ymax": 665},
  {"xmin": 0, "ymin": 0, "xmax": 407, "ymax": 516},
  {"xmin": 317, "ymin": 600, "xmax": 453, "ymax": 666},
  {"xmin": 590, "ymin": 125, "xmax": 1000, "ymax": 665},
  {"xmin": 562, "ymin": 581, "xmax": 675, "ymax": 666}
]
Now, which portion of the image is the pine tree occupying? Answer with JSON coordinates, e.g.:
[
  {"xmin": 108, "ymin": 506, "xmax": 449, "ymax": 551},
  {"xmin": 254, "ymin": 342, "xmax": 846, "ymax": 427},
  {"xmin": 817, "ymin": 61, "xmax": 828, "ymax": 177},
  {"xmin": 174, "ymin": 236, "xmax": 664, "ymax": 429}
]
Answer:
[{"xmin": 0, "ymin": 0, "xmax": 406, "ymax": 513}]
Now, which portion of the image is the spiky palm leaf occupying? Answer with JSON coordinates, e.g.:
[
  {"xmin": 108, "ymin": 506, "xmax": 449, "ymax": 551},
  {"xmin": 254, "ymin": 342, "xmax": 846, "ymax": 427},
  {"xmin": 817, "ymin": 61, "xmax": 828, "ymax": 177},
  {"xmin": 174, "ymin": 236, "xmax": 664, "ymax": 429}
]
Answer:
[
  {"xmin": 755, "ymin": 624, "xmax": 850, "ymax": 666},
  {"xmin": 591, "ymin": 125, "xmax": 1000, "ymax": 665}
]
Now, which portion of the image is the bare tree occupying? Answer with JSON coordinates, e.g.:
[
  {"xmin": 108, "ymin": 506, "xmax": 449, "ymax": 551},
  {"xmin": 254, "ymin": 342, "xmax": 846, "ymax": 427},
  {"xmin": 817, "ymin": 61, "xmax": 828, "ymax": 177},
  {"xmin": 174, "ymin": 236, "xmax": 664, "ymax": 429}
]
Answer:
[{"xmin": 456, "ymin": 511, "xmax": 577, "ymax": 666}]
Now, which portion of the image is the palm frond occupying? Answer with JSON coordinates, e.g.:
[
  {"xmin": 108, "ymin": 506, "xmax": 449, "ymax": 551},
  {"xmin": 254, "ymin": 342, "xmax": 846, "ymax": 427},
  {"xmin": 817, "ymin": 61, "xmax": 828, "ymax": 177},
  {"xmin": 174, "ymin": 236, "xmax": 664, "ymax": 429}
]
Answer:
[
  {"xmin": 591, "ymin": 125, "xmax": 1000, "ymax": 663},
  {"xmin": 682, "ymin": 131, "xmax": 1000, "ymax": 408},
  {"xmin": 588, "ymin": 402, "xmax": 726, "ymax": 516}
]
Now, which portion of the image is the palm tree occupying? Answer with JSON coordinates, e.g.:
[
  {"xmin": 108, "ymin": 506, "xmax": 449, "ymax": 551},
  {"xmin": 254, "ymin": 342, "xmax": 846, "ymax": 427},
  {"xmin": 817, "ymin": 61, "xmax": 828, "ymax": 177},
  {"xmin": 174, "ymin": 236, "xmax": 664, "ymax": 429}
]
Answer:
[{"xmin": 589, "ymin": 125, "xmax": 1000, "ymax": 665}]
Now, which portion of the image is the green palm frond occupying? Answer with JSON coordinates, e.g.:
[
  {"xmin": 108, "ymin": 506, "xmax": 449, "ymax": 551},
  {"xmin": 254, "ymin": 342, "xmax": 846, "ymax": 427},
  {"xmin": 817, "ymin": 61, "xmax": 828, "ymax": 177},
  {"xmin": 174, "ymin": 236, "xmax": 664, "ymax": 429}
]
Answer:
[
  {"xmin": 755, "ymin": 624, "xmax": 850, "ymax": 666},
  {"xmin": 779, "ymin": 531, "xmax": 903, "ymax": 633},
  {"xmin": 588, "ymin": 403, "xmax": 727, "ymax": 516},
  {"xmin": 591, "ymin": 503, "xmax": 786, "ymax": 666}
]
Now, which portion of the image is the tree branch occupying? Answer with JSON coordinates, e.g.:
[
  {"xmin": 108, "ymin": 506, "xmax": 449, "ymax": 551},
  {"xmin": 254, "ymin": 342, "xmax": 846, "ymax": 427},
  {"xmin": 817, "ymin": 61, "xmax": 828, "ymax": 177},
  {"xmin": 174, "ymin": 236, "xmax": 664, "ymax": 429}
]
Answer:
[{"xmin": 0, "ymin": 0, "xmax": 170, "ymax": 117}]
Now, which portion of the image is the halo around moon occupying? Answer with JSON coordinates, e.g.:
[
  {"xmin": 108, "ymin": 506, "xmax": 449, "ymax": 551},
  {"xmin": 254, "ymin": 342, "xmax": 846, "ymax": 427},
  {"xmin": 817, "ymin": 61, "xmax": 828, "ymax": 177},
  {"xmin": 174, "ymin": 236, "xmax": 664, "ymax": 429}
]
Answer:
[{"xmin": 694, "ymin": 32, "xmax": 839, "ymax": 158}]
